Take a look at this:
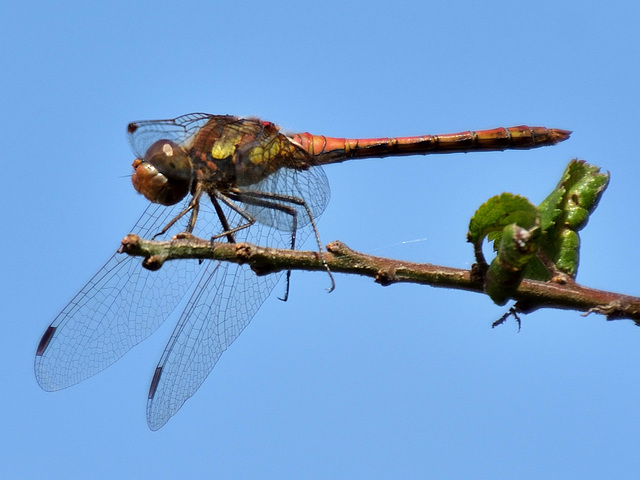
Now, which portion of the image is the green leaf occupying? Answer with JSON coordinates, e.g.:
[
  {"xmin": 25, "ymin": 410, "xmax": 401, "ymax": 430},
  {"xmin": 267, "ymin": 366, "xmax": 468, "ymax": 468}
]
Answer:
[
  {"xmin": 537, "ymin": 183, "xmax": 564, "ymax": 232},
  {"xmin": 467, "ymin": 193, "xmax": 539, "ymax": 266},
  {"xmin": 467, "ymin": 159, "xmax": 608, "ymax": 304},
  {"xmin": 535, "ymin": 159, "xmax": 609, "ymax": 278}
]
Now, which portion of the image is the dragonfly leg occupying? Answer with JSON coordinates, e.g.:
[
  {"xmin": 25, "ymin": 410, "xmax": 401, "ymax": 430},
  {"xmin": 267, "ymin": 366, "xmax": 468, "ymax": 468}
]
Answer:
[
  {"xmin": 209, "ymin": 194, "xmax": 237, "ymax": 244},
  {"xmin": 234, "ymin": 189, "xmax": 335, "ymax": 296},
  {"xmin": 209, "ymin": 190, "xmax": 299, "ymax": 298},
  {"xmin": 209, "ymin": 190, "xmax": 257, "ymax": 240},
  {"xmin": 153, "ymin": 184, "xmax": 203, "ymax": 238},
  {"xmin": 230, "ymin": 191, "xmax": 299, "ymax": 301}
]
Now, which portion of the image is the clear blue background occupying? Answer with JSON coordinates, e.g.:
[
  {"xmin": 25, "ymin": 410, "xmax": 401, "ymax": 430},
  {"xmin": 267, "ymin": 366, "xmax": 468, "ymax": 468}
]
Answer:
[{"xmin": 2, "ymin": 1, "xmax": 639, "ymax": 478}]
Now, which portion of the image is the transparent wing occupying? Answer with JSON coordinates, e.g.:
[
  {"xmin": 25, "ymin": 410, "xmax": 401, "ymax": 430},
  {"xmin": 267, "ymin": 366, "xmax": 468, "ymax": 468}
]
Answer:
[
  {"xmin": 128, "ymin": 113, "xmax": 224, "ymax": 158},
  {"xmin": 240, "ymin": 165, "xmax": 330, "ymax": 232},
  {"xmin": 34, "ymin": 201, "xmax": 210, "ymax": 390},
  {"xmin": 145, "ymin": 193, "xmax": 316, "ymax": 430},
  {"xmin": 34, "ymin": 191, "xmax": 240, "ymax": 392}
]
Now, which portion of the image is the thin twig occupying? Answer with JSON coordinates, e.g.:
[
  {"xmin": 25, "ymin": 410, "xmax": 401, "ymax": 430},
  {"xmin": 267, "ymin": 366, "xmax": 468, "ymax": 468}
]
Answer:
[{"xmin": 119, "ymin": 233, "xmax": 640, "ymax": 324}]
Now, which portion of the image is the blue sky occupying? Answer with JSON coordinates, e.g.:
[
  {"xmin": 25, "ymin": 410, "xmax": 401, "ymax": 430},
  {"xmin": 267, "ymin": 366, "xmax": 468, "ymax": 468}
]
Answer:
[{"xmin": 3, "ymin": 1, "xmax": 640, "ymax": 478}]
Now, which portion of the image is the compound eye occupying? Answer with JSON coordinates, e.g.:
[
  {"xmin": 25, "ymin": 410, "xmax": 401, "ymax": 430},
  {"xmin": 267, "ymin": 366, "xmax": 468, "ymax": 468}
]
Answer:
[
  {"xmin": 131, "ymin": 140, "xmax": 192, "ymax": 206},
  {"xmin": 144, "ymin": 140, "xmax": 192, "ymax": 181}
]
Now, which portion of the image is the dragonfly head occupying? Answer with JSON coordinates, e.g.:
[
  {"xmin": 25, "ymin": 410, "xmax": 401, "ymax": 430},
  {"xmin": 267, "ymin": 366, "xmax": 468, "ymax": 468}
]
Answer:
[{"xmin": 131, "ymin": 139, "xmax": 193, "ymax": 206}]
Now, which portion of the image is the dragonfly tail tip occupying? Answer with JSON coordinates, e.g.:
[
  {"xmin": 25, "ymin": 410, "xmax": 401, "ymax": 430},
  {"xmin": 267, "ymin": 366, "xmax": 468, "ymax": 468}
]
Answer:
[{"xmin": 550, "ymin": 128, "xmax": 572, "ymax": 144}]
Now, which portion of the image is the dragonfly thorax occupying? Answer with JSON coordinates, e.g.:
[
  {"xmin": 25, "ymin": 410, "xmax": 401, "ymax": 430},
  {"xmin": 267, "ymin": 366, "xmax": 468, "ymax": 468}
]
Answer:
[
  {"xmin": 189, "ymin": 117, "xmax": 313, "ymax": 190},
  {"xmin": 131, "ymin": 139, "xmax": 193, "ymax": 206}
]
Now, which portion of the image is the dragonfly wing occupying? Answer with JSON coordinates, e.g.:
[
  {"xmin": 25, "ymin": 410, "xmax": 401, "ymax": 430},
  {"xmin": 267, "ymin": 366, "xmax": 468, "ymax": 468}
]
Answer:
[
  {"xmin": 128, "ymin": 113, "xmax": 217, "ymax": 158},
  {"xmin": 145, "ymin": 199, "xmax": 315, "ymax": 430},
  {"xmin": 145, "ymin": 257, "xmax": 282, "ymax": 430},
  {"xmin": 240, "ymin": 166, "xmax": 330, "ymax": 232},
  {"xmin": 34, "ymin": 201, "xmax": 206, "ymax": 391}
]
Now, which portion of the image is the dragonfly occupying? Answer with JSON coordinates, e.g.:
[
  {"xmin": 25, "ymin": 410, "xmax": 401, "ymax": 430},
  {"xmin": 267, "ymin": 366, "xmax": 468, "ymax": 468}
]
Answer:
[{"xmin": 35, "ymin": 113, "xmax": 570, "ymax": 430}]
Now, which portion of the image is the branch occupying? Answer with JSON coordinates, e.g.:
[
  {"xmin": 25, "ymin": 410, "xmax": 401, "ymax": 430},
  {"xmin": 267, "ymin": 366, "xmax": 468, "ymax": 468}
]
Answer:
[{"xmin": 120, "ymin": 233, "xmax": 640, "ymax": 324}]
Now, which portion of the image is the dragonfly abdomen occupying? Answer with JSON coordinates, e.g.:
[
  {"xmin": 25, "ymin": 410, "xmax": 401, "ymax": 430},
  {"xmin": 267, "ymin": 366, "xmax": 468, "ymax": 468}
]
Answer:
[{"xmin": 289, "ymin": 126, "xmax": 571, "ymax": 166}]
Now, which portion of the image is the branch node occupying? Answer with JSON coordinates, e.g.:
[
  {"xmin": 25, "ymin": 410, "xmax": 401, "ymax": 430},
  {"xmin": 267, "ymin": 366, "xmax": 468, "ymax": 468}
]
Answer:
[
  {"xmin": 470, "ymin": 263, "xmax": 485, "ymax": 283},
  {"xmin": 375, "ymin": 267, "xmax": 398, "ymax": 286},
  {"xmin": 174, "ymin": 231, "xmax": 196, "ymax": 241},
  {"xmin": 142, "ymin": 255, "xmax": 165, "ymax": 271},
  {"xmin": 326, "ymin": 241, "xmax": 352, "ymax": 256},
  {"xmin": 235, "ymin": 243, "xmax": 253, "ymax": 263},
  {"xmin": 118, "ymin": 233, "xmax": 141, "ymax": 254}
]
